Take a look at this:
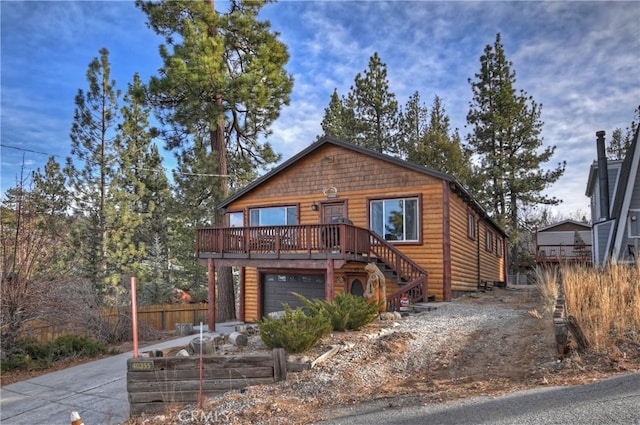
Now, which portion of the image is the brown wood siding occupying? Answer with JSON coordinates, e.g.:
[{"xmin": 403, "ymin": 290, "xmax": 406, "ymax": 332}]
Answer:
[
  {"xmin": 478, "ymin": 220, "xmax": 504, "ymax": 284},
  {"xmin": 223, "ymin": 143, "xmax": 503, "ymax": 310},
  {"xmin": 448, "ymin": 192, "xmax": 480, "ymax": 292}
]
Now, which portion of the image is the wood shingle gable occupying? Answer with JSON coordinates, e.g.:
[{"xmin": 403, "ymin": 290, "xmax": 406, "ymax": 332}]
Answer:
[{"xmin": 219, "ymin": 135, "xmax": 506, "ymax": 237}]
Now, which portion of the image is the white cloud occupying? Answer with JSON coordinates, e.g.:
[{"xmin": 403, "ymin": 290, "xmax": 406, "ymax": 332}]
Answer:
[{"xmin": 2, "ymin": 1, "xmax": 638, "ymax": 221}]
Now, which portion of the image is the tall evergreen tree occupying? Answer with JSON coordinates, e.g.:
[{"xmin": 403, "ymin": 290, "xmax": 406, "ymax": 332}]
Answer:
[
  {"xmin": 402, "ymin": 95, "xmax": 471, "ymax": 184},
  {"xmin": 137, "ymin": 0, "xmax": 294, "ymax": 321},
  {"xmin": 107, "ymin": 73, "xmax": 171, "ymax": 293},
  {"xmin": 31, "ymin": 156, "xmax": 74, "ymax": 276},
  {"xmin": 398, "ymin": 91, "xmax": 429, "ymax": 159},
  {"xmin": 347, "ymin": 52, "xmax": 399, "ymax": 153},
  {"xmin": 319, "ymin": 89, "xmax": 360, "ymax": 142},
  {"xmin": 66, "ymin": 47, "xmax": 121, "ymax": 296},
  {"xmin": 466, "ymin": 33, "xmax": 565, "ymax": 273},
  {"xmin": 607, "ymin": 105, "xmax": 639, "ymax": 160}
]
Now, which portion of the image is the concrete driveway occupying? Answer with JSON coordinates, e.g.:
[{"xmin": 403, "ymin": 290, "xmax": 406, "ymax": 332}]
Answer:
[{"xmin": 1, "ymin": 322, "xmax": 242, "ymax": 425}]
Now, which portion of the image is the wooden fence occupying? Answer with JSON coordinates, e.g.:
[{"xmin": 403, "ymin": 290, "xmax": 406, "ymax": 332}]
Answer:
[{"xmin": 21, "ymin": 304, "xmax": 209, "ymax": 344}]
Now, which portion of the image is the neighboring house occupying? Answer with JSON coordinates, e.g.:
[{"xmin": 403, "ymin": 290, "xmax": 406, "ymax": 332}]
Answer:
[
  {"xmin": 586, "ymin": 128, "xmax": 640, "ymax": 266},
  {"xmin": 196, "ymin": 136, "xmax": 507, "ymax": 327},
  {"xmin": 535, "ymin": 220, "xmax": 593, "ymax": 265}
]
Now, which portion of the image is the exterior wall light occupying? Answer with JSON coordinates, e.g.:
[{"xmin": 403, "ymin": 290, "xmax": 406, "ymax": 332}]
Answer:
[{"xmin": 311, "ymin": 202, "xmax": 318, "ymax": 211}]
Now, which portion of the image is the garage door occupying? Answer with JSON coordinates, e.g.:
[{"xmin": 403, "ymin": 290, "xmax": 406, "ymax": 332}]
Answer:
[{"xmin": 262, "ymin": 273, "xmax": 325, "ymax": 316}]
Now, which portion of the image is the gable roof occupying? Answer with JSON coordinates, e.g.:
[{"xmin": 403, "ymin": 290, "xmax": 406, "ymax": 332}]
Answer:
[
  {"xmin": 609, "ymin": 125, "xmax": 640, "ymax": 259},
  {"xmin": 609, "ymin": 125, "xmax": 640, "ymax": 222},
  {"xmin": 537, "ymin": 219, "xmax": 591, "ymax": 233},
  {"xmin": 219, "ymin": 135, "xmax": 507, "ymax": 237}
]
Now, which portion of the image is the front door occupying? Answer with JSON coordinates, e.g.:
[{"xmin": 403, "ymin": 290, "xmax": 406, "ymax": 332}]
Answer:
[{"xmin": 322, "ymin": 201, "xmax": 347, "ymax": 223}]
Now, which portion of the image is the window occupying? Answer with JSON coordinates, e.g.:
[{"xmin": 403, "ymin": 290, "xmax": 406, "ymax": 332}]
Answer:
[
  {"xmin": 486, "ymin": 229, "xmax": 494, "ymax": 252},
  {"xmin": 496, "ymin": 237, "xmax": 503, "ymax": 257},
  {"xmin": 370, "ymin": 197, "xmax": 419, "ymax": 242},
  {"xmin": 629, "ymin": 210, "xmax": 640, "ymax": 237},
  {"xmin": 228, "ymin": 211, "xmax": 244, "ymax": 227},
  {"xmin": 249, "ymin": 206, "xmax": 298, "ymax": 226},
  {"xmin": 468, "ymin": 212, "xmax": 476, "ymax": 239}
]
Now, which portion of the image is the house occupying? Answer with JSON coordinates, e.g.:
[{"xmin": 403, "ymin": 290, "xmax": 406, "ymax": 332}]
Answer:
[
  {"xmin": 586, "ymin": 128, "xmax": 640, "ymax": 266},
  {"xmin": 535, "ymin": 220, "xmax": 593, "ymax": 265},
  {"xmin": 196, "ymin": 136, "xmax": 507, "ymax": 329}
]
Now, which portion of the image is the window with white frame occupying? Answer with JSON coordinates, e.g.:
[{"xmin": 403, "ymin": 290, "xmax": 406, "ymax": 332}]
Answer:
[
  {"xmin": 486, "ymin": 229, "xmax": 494, "ymax": 252},
  {"xmin": 249, "ymin": 206, "xmax": 298, "ymax": 226},
  {"xmin": 496, "ymin": 236, "xmax": 503, "ymax": 257},
  {"xmin": 468, "ymin": 212, "xmax": 476, "ymax": 239},
  {"xmin": 370, "ymin": 197, "xmax": 419, "ymax": 242}
]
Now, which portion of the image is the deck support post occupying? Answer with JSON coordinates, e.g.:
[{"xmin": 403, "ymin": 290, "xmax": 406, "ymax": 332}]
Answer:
[
  {"xmin": 326, "ymin": 259, "xmax": 335, "ymax": 301},
  {"xmin": 208, "ymin": 259, "xmax": 216, "ymax": 332}
]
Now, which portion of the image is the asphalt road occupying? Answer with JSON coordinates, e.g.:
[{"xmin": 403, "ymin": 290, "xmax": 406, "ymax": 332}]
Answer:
[
  {"xmin": 0, "ymin": 322, "xmax": 241, "ymax": 425},
  {"xmin": 317, "ymin": 372, "xmax": 640, "ymax": 425}
]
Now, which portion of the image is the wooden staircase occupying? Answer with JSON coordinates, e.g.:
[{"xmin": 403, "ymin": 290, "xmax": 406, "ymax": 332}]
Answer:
[{"xmin": 365, "ymin": 229, "xmax": 432, "ymax": 311}]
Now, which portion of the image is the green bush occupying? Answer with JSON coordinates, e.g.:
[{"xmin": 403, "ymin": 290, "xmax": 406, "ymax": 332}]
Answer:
[
  {"xmin": 258, "ymin": 305, "xmax": 332, "ymax": 353},
  {"xmin": 295, "ymin": 292, "xmax": 379, "ymax": 331},
  {"xmin": 0, "ymin": 335, "xmax": 107, "ymax": 374},
  {"xmin": 49, "ymin": 335, "xmax": 107, "ymax": 360}
]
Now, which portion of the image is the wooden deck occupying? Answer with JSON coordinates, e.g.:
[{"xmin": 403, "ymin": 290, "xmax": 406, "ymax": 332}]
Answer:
[
  {"xmin": 536, "ymin": 244, "xmax": 593, "ymax": 264},
  {"xmin": 196, "ymin": 224, "xmax": 431, "ymax": 309}
]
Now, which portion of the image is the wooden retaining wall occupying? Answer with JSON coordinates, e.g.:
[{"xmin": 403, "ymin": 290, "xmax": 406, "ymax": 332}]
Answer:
[
  {"xmin": 553, "ymin": 272, "xmax": 569, "ymax": 356},
  {"xmin": 553, "ymin": 270, "xmax": 589, "ymax": 356},
  {"xmin": 127, "ymin": 348, "xmax": 288, "ymax": 416}
]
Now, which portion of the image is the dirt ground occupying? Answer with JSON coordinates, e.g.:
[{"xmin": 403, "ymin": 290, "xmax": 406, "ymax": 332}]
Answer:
[
  {"xmin": 127, "ymin": 286, "xmax": 639, "ymax": 425},
  {"xmin": 4, "ymin": 287, "xmax": 639, "ymax": 424}
]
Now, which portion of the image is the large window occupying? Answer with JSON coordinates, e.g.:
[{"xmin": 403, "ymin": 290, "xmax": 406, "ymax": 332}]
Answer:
[
  {"xmin": 370, "ymin": 198, "xmax": 419, "ymax": 242},
  {"xmin": 249, "ymin": 206, "xmax": 298, "ymax": 226}
]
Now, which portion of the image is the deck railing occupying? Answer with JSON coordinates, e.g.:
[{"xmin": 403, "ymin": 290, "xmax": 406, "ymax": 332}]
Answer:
[
  {"xmin": 536, "ymin": 244, "xmax": 593, "ymax": 263},
  {"xmin": 369, "ymin": 230, "xmax": 429, "ymax": 310},
  {"xmin": 197, "ymin": 224, "xmax": 430, "ymax": 308},
  {"xmin": 197, "ymin": 224, "xmax": 371, "ymax": 257}
]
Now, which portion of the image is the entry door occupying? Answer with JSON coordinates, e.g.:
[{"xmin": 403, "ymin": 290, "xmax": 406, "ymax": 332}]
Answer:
[{"xmin": 322, "ymin": 201, "xmax": 347, "ymax": 223}]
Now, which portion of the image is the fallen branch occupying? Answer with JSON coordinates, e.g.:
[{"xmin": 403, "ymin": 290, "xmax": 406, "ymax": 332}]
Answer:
[{"xmin": 311, "ymin": 345, "xmax": 341, "ymax": 368}]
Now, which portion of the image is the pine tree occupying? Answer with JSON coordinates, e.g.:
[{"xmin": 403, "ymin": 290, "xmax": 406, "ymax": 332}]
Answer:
[
  {"xmin": 66, "ymin": 48, "xmax": 121, "ymax": 295},
  {"xmin": 106, "ymin": 73, "xmax": 170, "ymax": 292},
  {"xmin": 403, "ymin": 95, "xmax": 471, "ymax": 184},
  {"xmin": 607, "ymin": 105, "xmax": 639, "ymax": 160},
  {"xmin": 31, "ymin": 156, "xmax": 74, "ymax": 276},
  {"xmin": 319, "ymin": 89, "xmax": 360, "ymax": 142},
  {"xmin": 347, "ymin": 52, "xmax": 399, "ymax": 153},
  {"xmin": 466, "ymin": 33, "xmax": 565, "ymax": 273},
  {"xmin": 137, "ymin": 0, "xmax": 294, "ymax": 321},
  {"xmin": 398, "ymin": 91, "xmax": 429, "ymax": 159}
]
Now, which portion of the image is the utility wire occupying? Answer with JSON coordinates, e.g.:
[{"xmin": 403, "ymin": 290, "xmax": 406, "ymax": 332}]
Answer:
[
  {"xmin": 0, "ymin": 143, "xmax": 62, "ymax": 157},
  {"xmin": 1, "ymin": 143, "xmax": 232, "ymax": 178}
]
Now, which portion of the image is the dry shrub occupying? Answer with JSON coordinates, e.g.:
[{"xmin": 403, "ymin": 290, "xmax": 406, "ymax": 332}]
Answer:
[
  {"xmin": 534, "ymin": 266, "xmax": 559, "ymax": 313},
  {"xmin": 562, "ymin": 262, "xmax": 640, "ymax": 352}
]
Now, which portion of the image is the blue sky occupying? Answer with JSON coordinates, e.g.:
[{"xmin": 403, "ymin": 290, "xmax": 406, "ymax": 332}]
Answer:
[{"xmin": 1, "ymin": 1, "xmax": 639, "ymax": 218}]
